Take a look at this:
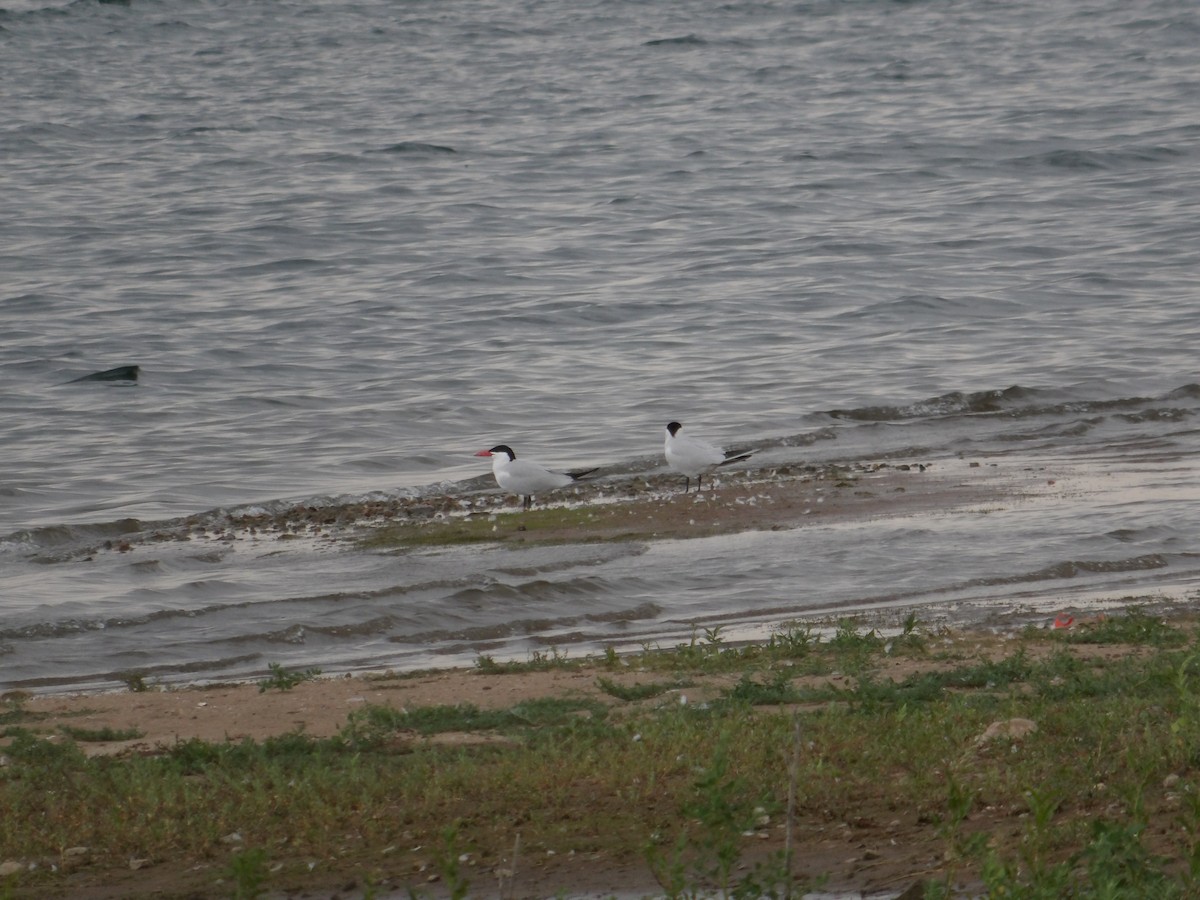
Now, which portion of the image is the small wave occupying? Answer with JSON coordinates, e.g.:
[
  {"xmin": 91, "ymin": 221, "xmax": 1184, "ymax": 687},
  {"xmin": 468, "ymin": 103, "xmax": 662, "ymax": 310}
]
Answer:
[
  {"xmin": 973, "ymin": 555, "xmax": 1169, "ymax": 589},
  {"xmin": 847, "ymin": 293, "xmax": 1025, "ymax": 322},
  {"xmin": 0, "ymin": 0, "xmax": 75, "ymax": 17},
  {"xmin": 1117, "ymin": 407, "xmax": 1192, "ymax": 424},
  {"xmin": 1105, "ymin": 526, "xmax": 1174, "ymax": 546},
  {"xmin": 448, "ymin": 575, "xmax": 613, "ymax": 604},
  {"xmin": 827, "ymin": 383, "xmax": 1200, "ymax": 425},
  {"xmin": 227, "ymin": 258, "xmax": 330, "ymax": 276},
  {"xmin": 644, "ymin": 34, "xmax": 706, "ymax": 46},
  {"xmin": 258, "ymin": 623, "xmax": 309, "ymax": 645},
  {"xmin": 1010, "ymin": 144, "xmax": 1183, "ymax": 173},
  {"xmin": 0, "ymin": 576, "xmax": 491, "ymax": 644},
  {"xmin": 586, "ymin": 602, "xmax": 661, "ymax": 624},
  {"xmin": 304, "ymin": 616, "xmax": 399, "ymax": 639},
  {"xmin": 391, "ymin": 617, "xmax": 579, "ymax": 645},
  {"xmin": 106, "ymin": 654, "xmax": 262, "ymax": 681},
  {"xmin": 1027, "ymin": 149, "xmax": 1110, "ymax": 171},
  {"xmin": 491, "ymin": 546, "xmax": 648, "ymax": 578},
  {"xmin": 1167, "ymin": 383, "xmax": 1200, "ymax": 400},
  {"xmin": 998, "ymin": 417, "xmax": 1102, "ymax": 443},
  {"xmin": 1, "ymin": 518, "xmax": 145, "ymax": 556},
  {"xmin": 0, "ymin": 603, "xmax": 220, "ymax": 642},
  {"xmin": 178, "ymin": 124, "xmax": 248, "ymax": 137},
  {"xmin": 829, "ymin": 385, "xmax": 1037, "ymax": 421},
  {"xmin": 370, "ymin": 141, "xmax": 456, "ymax": 155},
  {"xmin": 390, "ymin": 600, "xmax": 663, "ymax": 647},
  {"xmin": 9, "ymin": 654, "xmax": 263, "ymax": 691},
  {"xmin": 234, "ymin": 617, "xmax": 402, "ymax": 645}
]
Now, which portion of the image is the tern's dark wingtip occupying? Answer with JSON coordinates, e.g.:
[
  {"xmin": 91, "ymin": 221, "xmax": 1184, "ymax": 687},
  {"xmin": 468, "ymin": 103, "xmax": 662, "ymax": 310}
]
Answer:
[{"xmin": 718, "ymin": 451, "xmax": 754, "ymax": 467}]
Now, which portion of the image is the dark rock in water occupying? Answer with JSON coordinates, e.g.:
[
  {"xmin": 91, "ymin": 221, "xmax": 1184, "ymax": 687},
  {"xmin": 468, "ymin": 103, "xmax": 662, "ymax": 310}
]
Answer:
[{"xmin": 66, "ymin": 365, "xmax": 140, "ymax": 384}]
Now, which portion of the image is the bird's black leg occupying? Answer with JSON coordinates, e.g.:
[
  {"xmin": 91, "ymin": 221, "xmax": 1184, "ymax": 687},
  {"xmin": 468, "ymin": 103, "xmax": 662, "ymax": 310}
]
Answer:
[
  {"xmin": 697, "ymin": 474, "xmax": 704, "ymax": 492},
  {"xmin": 523, "ymin": 495, "xmax": 533, "ymax": 511}
]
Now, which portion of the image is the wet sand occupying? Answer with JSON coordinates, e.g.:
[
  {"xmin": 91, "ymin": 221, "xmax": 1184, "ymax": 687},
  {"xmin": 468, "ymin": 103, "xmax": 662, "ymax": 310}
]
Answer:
[{"xmin": 115, "ymin": 456, "xmax": 1022, "ymax": 554}]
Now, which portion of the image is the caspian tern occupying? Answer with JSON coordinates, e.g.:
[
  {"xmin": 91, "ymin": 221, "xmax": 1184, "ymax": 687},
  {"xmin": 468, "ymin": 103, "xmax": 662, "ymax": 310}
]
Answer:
[
  {"xmin": 664, "ymin": 421, "xmax": 753, "ymax": 493},
  {"xmin": 474, "ymin": 445, "xmax": 599, "ymax": 510}
]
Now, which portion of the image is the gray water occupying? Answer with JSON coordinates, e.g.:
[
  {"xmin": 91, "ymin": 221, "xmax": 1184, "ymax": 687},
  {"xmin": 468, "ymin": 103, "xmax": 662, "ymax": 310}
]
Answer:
[{"xmin": 2, "ymin": 0, "xmax": 1198, "ymax": 692}]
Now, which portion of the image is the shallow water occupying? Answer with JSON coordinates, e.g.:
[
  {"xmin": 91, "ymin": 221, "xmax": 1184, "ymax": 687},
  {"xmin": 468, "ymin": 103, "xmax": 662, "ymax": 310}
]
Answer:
[{"xmin": 2, "ymin": 0, "xmax": 1198, "ymax": 691}]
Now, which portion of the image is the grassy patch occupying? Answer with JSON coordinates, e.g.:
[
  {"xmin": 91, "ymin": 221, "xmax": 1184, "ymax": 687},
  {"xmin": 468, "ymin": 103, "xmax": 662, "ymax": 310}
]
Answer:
[
  {"xmin": 360, "ymin": 515, "xmax": 507, "ymax": 549},
  {"xmin": 632, "ymin": 623, "xmax": 834, "ymax": 678},
  {"xmin": 0, "ymin": 696, "xmax": 39, "ymax": 730},
  {"xmin": 343, "ymin": 697, "xmax": 609, "ymax": 741},
  {"xmin": 596, "ymin": 677, "xmax": 679, "ymax": 702},
  {"xmin": 474, "ymin": 647, "xmax": 581, "ymax": 674},
  {"xmin": 58, "ymin": 725, "xmax": 144, "ymax": 743},
  {"xmin": 117, "ymin": 672, "xmax": 153, "ymax": 693},
  {"xmin": 1028, "ymin": 605, "xmax": 1188, "ymax": 648},
  {"xmin": 4, "ymin": 611, "xmax": 1200, "ymax": 898},
  {"xmin": 257, "ymin": 662, "xmax": 322, "ymax": 692}
]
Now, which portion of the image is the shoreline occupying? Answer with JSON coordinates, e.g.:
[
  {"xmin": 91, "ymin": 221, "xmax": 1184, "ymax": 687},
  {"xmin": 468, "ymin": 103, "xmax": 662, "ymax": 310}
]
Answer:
[{"xmin": 4, "ymin": 453, "xmax": 1169, "ymax": 698}]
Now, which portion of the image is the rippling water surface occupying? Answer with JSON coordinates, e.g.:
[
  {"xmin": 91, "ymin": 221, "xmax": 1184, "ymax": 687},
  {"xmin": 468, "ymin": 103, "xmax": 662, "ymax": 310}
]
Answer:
[{"xmin": 1, "ymin": 0, "xmax": 1198, "ymax": 691}]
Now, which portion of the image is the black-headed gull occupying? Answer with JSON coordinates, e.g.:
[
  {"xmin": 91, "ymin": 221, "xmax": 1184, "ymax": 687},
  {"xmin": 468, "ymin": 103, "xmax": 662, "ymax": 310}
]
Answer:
[
  {"xmin": 474, "ymin": 444, "xmax": 598, "ymax": 510},
  {"xmin": 664, "ymin": 422, "xmax": 753, "ymax": 493}
]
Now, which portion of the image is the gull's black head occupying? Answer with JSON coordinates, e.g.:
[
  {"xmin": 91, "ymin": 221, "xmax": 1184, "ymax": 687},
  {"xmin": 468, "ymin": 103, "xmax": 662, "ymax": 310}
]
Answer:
[
  {"xmin": 490, "ymin": 444, "xmax": 516, "ymax": 460},
  {"xmin": 666, "ymin": 422, "xmax": 682, "ymax": 437}
]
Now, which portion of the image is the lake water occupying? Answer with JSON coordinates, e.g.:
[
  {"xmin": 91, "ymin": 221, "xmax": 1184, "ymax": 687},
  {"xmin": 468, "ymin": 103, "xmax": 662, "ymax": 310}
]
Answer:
[{"xmin": 2, "ymin": 0, "xmax": 1198, "ymax": 692}]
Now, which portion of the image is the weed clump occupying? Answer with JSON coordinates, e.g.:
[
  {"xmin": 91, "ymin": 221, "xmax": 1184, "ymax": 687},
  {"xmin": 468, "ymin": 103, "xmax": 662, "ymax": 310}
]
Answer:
[{"xmin": 257, "ymin": 662, "xmax": 322, "ymax": 692}]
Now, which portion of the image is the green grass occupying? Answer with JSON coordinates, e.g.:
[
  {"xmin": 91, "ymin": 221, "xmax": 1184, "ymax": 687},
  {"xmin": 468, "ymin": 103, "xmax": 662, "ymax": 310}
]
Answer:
[
  {"xmin": 360, "ymin": 515, "xmax": 509, "ymax": 549},
  {"xmin": 257, "ymin": 662, "xmax": 322, "ymax": 692},
  {"xmin": 595, "ymin": 677, "xmax": 680, "ymax": 702},
  {"xmin": 58, "ymin": 725, "xmax": 144, "ymax": 742},
  {"xmin": 631, "ymin": 623, "xmax": 835, "ymax": 677},
  {"xmin": 3, "ymin": 609, "xmax": 1200, "ymax": 898},
  {"xmin": 474, "ymin": 647, "xmax": 581, "ymax": 674},
  {"xmin": 343, "ymin": 696, "xmax": 609, "ymax": 741},
  {"xmin": 1026, "ymin": 604, "xmax": 1188, "ymax": 648},
  {"xmin": 117, "ymin": 672, "xmax": 152, "ymax": 693}
]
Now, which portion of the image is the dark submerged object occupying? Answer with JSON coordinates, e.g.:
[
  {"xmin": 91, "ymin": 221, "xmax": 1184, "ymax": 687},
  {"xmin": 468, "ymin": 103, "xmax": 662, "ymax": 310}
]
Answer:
[{"xmin": 66, "ymin": 365, "xmax": 140, "ymax": 384}]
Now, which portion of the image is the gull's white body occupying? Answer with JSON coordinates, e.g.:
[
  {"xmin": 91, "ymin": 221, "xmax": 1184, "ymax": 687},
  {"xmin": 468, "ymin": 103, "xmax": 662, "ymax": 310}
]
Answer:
[
  {"xmin": 663, "ymin": 422, "xmax": 752, "ymax": 492},
  {"xmin": 475, "ymin": 445, "xmax": 597, "ymax": 509}
]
